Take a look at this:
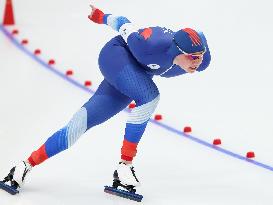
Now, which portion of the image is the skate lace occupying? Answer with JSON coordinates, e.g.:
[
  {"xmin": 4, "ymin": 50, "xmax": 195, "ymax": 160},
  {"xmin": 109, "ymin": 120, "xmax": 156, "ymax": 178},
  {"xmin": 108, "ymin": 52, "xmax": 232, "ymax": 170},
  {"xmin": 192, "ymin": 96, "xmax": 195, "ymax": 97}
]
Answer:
[
  {"xmin": 130, "ymin": 166, "xmax": 139, "ymax": 183},
  {"xmin": 22, "ymin": 161, "xmax": 31, "ymax": 182}
]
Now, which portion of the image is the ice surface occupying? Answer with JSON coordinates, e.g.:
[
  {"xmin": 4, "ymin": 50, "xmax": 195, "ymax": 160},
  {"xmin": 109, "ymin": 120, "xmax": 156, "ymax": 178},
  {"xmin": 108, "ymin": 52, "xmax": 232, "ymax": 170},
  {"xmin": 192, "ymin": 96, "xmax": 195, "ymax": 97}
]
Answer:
[{"xmin": 0, "ymin": 0, "xmax": 273, "ymax": 204}]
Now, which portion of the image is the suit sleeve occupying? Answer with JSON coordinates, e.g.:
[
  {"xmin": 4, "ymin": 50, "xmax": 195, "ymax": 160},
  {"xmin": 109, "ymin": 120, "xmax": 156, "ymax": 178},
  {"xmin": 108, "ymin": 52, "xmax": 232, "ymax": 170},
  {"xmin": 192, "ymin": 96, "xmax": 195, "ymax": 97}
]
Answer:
[
  {"xmin": 90, "ymin": 9, "xmax": 165, "ymax": 61},
  {"xmin": 104, "ymin": 14, "xmax": 164, "ymax": 59}
]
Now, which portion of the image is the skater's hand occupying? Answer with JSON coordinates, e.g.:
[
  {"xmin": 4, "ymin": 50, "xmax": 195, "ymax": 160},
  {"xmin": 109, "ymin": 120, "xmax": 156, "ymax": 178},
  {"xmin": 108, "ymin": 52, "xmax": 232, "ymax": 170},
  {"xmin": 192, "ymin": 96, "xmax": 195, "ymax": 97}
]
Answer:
[
  {"xmin": 88, "ymin": 5, "xmax": 96, "ymax": 19},
  {"xmin": 88, "ymin": 5, "xmax": 104, "ymax": 24}
]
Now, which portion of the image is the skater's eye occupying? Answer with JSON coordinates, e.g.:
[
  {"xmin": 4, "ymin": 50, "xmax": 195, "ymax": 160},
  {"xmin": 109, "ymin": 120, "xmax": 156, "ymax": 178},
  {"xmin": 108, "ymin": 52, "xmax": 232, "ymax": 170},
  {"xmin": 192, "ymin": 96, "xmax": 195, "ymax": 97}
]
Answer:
[
  {"xmin": 187, "ymin": 54, "xmax": 204, "ymax": 60},
  {"xmin": 186, "ymin": 55, "xmax": 199, "ymax": 60},
  {"xmin": 191, "ymin": 55, "xmax": 200, "ymax": 60}
]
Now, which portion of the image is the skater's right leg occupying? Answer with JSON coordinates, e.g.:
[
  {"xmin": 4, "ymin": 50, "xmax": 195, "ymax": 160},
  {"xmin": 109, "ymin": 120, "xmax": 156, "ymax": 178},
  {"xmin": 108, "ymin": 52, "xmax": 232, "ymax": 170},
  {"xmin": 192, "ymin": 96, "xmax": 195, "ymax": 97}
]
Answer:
[
  {"xmin": 4, "ymin": 80, "xmax": 131, "ymax": 188},
  {"xmin": 27, "ymin": 79, "xmax": 131, "ymax": 167}
]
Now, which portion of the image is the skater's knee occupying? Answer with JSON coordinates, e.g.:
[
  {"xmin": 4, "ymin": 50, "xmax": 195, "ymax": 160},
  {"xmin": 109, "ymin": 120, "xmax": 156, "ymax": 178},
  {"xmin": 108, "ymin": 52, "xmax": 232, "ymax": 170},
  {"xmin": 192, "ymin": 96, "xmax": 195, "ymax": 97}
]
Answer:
[
  {"xmin": 66, "ymin": 107, "xmax": 88, "ymax": 147},
  {"xmin": 123, "ymin": 95, "xmax": 160, "ymax": 146},
  {"xmin": 115, "ymin": 64, "xmax": 160, "ymax": 105},
  {"xmin": 129, "ymin": 94, "xmax": 160, "ymax": 124},
  {"xmin": 139, "ymin": 90, "xmax": 160, "ymax": 106}
]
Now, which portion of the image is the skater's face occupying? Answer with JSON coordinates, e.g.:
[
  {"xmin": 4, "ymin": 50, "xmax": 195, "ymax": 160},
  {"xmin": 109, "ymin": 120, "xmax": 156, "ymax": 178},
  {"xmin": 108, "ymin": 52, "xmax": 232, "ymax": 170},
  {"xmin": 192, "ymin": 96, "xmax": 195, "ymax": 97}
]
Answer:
[{"xmin": 173, "ymin": 52, "xmax": 204, "ymax": 73}]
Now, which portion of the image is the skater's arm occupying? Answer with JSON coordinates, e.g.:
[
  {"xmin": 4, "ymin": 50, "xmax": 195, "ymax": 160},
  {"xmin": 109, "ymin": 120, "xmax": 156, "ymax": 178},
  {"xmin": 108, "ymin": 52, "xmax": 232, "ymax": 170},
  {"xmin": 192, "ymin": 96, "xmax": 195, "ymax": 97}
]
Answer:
[
  {"xmin": 88, "ymin": 5, "xmax": 130, "ymax": 31},
  {"xmin": 88, "ymin": 6, "xmax": 169, "ymax": 60}
]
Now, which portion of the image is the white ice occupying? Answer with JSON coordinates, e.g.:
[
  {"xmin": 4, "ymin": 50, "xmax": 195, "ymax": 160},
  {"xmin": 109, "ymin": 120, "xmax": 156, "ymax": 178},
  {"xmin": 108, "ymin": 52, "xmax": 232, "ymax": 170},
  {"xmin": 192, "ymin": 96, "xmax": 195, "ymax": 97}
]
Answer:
[{"xmin": 0, "ymin": 0, "xmax": 273, "ymax": 204}]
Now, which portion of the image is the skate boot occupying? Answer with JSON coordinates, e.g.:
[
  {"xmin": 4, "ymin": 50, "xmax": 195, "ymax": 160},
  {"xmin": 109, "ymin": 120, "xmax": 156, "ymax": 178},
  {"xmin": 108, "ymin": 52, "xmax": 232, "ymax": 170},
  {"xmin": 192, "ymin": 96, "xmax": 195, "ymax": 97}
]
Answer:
[
  {"xmin": 104, "ymin": 162, "xmax": 143, "ymax": 202},
  {"xmin": 0, "ymin": 161, "xmax": 32, "ymax": 195},
  {"xmin": 114, "ymin": 162, "xmax": 140, "ymax": 189}
]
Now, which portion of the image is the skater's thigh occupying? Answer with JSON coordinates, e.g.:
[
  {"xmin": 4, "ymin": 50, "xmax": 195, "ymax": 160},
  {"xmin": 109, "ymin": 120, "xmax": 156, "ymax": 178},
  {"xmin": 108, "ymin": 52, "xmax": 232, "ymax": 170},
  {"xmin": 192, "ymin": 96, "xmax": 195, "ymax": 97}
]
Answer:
[
  {"xmin": 98, "ymin": 41, "xmax": 137, "ymax": 83},
  {"xmin": 99, "ymin": 45, "xmax": 159, "ymax": 106},
  {"xmin": 83, "ymin": 79, "xmax": 131, "ymax": 129},
  {"xmin": 114, "ymin": 63, "xmax": 159, "ymax": 106}
]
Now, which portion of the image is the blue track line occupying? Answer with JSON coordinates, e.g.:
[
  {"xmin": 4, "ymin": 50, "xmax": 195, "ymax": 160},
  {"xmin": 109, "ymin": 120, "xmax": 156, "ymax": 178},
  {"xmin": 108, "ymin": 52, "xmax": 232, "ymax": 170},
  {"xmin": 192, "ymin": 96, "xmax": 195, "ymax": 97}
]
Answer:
[{"xmin": 1, "ymin": 25, "xmax": 273, "ymax": 173}]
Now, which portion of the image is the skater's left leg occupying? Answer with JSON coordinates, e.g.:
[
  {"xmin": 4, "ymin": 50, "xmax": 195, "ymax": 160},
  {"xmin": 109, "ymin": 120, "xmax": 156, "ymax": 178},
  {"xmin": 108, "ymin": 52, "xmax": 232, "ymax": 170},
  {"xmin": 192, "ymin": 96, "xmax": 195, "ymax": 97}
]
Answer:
[
  {"xmin": 99, "ymin": 43, "xmax": 160, "ymax": 187},
  {"xmin": 106, "ymin": 63, "xmax": 160, "ymax": 187},
  {"xmin": 120, "ymin": 95, "xmax": 160, "ymax": 163},
  {"xmin": 112, "ymin": 64, "xmax": 160, "ymax": 165}
]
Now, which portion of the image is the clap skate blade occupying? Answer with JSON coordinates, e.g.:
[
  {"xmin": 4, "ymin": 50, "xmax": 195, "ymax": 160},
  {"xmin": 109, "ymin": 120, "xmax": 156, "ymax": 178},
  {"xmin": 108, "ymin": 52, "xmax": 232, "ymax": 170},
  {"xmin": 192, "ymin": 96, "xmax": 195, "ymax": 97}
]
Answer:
[
  {"xmin": 0, "ymin": 167, "xmax": 19, "ymax": 195},
  {"xmin": 104, "ymin": 179, "xmax": 143, "ymax": 202}
]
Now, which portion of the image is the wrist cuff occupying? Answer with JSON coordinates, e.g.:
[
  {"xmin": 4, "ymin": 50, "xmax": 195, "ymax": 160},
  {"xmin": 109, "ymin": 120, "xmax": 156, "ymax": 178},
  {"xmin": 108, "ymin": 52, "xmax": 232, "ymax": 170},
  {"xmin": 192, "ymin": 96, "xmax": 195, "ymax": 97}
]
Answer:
[{"xmin": 90, "ymin": 9, "xmax": 105, "ymax": 24}]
